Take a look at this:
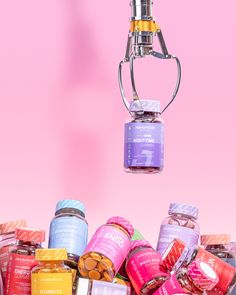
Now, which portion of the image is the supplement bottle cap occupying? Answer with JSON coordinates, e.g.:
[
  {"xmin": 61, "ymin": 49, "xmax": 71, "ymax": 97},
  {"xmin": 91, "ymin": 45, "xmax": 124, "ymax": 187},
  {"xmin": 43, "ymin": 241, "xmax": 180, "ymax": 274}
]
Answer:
[
  {"xmin": 107, "ymin": 216, "xmax": 134, "ymax": 238},
  {"xmin": 35, "ymin": 248, "xmax": 68, "ymax": 261},
  {"xmin": 129, "ymin": 100, "xmax": 161, "ymax": 113},
  {"xmin": 161, "ymin": 239, "xmax": 186, "ymax": 271},
  {"xmin": 15, "ymin": 228, "xmax": 46, "ymax": 243},
  {"xmin": 168, "ymin": 203, "xmax": 199, "ymax": 220},
  {"xmin": 132, "ymin": 228, "xmax": 144, "ymax": 241},
  {"xmin": 0, "ymin": 220, "xmax": 27, "ymax": 235},
  {"xmin": 201, "ymin": 234, "xmax": 230, "ymax": 246},
  {"xmin": 130, "ymin": 240, "xmax": 152, "ymax": 251},
  {"xmin": 188, "ymin": 259, "xmax": 219, "ymax": 291},
  {"xmin": 56, "ymin": 199, "xmax": 86, "ymax": 216}
]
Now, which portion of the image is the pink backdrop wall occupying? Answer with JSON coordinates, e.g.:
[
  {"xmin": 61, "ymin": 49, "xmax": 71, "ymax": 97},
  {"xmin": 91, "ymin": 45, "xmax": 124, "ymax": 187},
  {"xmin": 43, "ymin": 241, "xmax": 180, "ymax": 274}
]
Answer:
[{"xmin": 0, "ymin": 0, "xmax": 235, "ymax": 246}]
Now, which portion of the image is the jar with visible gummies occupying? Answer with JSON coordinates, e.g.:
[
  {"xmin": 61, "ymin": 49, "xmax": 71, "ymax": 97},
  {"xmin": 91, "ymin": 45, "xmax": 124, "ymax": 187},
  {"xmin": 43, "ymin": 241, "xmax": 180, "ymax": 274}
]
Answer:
[
  {"xmin": 31, "ymin": 248, "xmax": 73, "ymax": 295},
  {"xmin": 155, "ymin": 260, "xmax": 219, "ymax": 295},
  {"xmin": 0, "ymin": 220, "xmax": 27, "ymax": 285},
  {"xmin": 5, "ymin": 228, "xmax": 45, "ymax": 295},
  {"xmin": 126, "ymin": 240, "xmax": 169, "ymax": 295},
  {"xmin": 78, "ymin": 216, "xmax": 134, "ymax": 282},
  {"xmin": 160, "ymin": 238, "xmax": 236, "ymax": 295},
  {"xmin": 49, "ymin": 199, "xmax": 88, "ymax": 270},
  {"xmin": 157, "ymin": 203, "xmax": 199, "ymax": 255},
  {"xmin": 124, "ymin": 100, "xmax": 164, "ymax": 174},
  {"xmin": 201, "ymin": 234, "xmax": 236, "ymax": 267}
]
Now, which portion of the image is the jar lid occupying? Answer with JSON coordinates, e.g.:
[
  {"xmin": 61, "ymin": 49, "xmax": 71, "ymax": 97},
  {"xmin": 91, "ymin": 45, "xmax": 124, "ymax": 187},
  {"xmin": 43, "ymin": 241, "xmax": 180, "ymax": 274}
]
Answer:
[
  {"xmin": 201, "ymin": 234, "xmax": 230, "ymax": 246},
  {"xmin": 132, "ymin": 228, "xmax": 144, "ymax": 241},
  {"xmin": 168, "ymin": 203, "xmax": 199, "ymax": 220},
  {"xmin": 35, "ymin": 248, "xmax": 68, "ymax": 261},
  {"xmin": 0, "ymin": 220, "xmax": 27, "ymax": 235},
  {"xmin": 188, "ymin": 260, "xmax": 219, "ymax": 291},
  {"xmin": 15, "ymin": 228, "xmax": 45, "ymax": 243},
  {"xmin": 129, "ymin": 100, "xmax": 161, "ymax": 113},
  {"xmin": 107, "ymin": 216, "xmax": 134, "ymax": 238},
  {"xmin": 161, "ymin": 239, "xmax": 186, "ymax": 271},
  {"xmin": 56, "ymin": 199, "xmax": 86, "ymax": 215},
  {"xmin": 130, "ymin": 240, "xmax": 152, "ymax": 251}
]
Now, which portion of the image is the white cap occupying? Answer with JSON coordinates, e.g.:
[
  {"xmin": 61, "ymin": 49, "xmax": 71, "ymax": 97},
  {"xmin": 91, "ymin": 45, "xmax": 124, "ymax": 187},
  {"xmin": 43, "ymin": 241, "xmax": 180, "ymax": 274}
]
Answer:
[{"xmin": 129, "ymin": 100, "xmax": 161, "ymax": 113}]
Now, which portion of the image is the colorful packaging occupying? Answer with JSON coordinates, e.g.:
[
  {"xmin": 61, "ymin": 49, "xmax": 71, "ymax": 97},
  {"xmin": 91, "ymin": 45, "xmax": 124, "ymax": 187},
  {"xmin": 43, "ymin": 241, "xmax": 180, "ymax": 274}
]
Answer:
[
  {"xmin": 157, "ymin": 203, "xmax": 200, "ymax": 255},
  {"xmin": 124, "ymin": 100, "xmax": 164, "ymax": 174},
  {"xmin": 126, "ymin": 240, "xmax": 169, "ymax": 294},
  {"xmin": 76, "ymin": 278, "xmax": 130, "ymax": 295},
  {"xmin": 0, "ymin": 220, "xmax": 27, "ymax": 284},
  {"xmin": 78, "ymin": 216, "xmax": 134, "ymax": 281},
  {"xmin": 161, "ymin": 238, "xmax": 236, "ymax": 294},
  {"xmin": 155, "ymin": 260, "xmax": 218, "ymax": 295},
  {"xmin": 5, "ymin": 228, "xmax": 45, "ymax": 295},
  {"xmin": 31, "ymin": 248, "xmax": 73, "ymax": 295},
  {"xmin": 49, "ymin": 199, "xmax": 88, "ymax": 269}
]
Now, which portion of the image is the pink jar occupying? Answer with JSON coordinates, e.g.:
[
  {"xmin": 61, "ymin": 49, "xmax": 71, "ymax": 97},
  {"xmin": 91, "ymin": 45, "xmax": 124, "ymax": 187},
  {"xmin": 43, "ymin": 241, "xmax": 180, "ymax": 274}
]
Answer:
[
  {"xmin": 126, "ymin": 240, "xmax": 169, "ymax": 294},
  {"xmin": 78, "ymin": 216, "xmax": 134, "ymax": 282}
]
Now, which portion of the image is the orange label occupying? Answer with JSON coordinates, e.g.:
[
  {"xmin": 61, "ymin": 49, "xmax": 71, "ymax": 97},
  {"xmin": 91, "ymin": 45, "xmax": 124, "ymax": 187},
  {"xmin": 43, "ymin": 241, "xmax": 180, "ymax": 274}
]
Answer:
[{"xmin": 31, "ymin": 273, "xmax": 72, "ymax": 295}]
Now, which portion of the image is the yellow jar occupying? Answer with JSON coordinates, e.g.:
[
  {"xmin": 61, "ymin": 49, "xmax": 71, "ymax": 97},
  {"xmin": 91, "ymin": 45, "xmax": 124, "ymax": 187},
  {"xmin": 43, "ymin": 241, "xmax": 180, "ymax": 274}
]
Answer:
[{"xmin": 31, "ymin": 248, "xmax": 73, "ymax": 295}]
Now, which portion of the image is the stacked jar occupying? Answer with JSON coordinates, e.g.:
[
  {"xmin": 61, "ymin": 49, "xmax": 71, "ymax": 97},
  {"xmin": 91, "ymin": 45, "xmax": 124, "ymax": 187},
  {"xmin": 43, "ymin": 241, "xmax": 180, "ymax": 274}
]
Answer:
[
  {"xmin": 160, "ymin": 238, "xmax": 236, "ymax": 295},
  {"xmin": 157, "ymin": 203, "xmax": 200, "ymax": 255},
  {"xmin": 78, "ymin": 216, "xmax": 133, "ymax": 282},
  {"xmin": 5, "ymin": 228, "xmax": 45, "ymax": 295},
  {"xmin": 0, "ymin": 220, "xmax": 27, "ymax": 284}
]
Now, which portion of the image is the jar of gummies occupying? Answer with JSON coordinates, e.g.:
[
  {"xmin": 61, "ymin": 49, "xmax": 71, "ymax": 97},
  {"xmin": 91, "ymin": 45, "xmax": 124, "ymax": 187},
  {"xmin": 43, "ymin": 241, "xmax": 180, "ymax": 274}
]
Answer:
[
  {"xmin": 5, "ymin": 228, "xmax": 45, "ymax": 295},
  {"xmin": 31, "ymin": 248, "xmax": 73, "ymax": 295},
  {"xmin": 78, "ymin": 216, "xmax": 134, "ymax": 282},
  {"xmin": 157, "ymin": 203, "xmax": 199, "ymax": 255},
  {"xmin": 126, "ymin": 240, "xmax": 169, "ymax": 294},
  {"xmin": 161, "ymin": 238, "xmax": 236, "ymax": 295},
  {"xmin": 155, "ymin": 260, "xmax": 219, "ymax": 295},
  {"xmin": 49, "ymin": 199, "xmax": 88, "ymax": 270},
  {"xmin": 201, "ymin": 234, "xmax": 236, "ymax": 267},
  {"xmin": 0, "ymin": 220, "xmax": 27, "ymax": 284},
  {"xmin": 124, "ymin": 100, "xmax": 164, "ymax": 174}
]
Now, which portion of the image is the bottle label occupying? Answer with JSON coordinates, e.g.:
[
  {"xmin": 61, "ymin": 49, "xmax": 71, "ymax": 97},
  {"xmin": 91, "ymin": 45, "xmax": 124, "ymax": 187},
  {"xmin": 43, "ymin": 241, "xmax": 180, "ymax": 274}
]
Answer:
[
  {"xmin": 5, "ymin": 253, "xmax": 38, "ymax": 295},
  {"xmin": 196, "ymin": 247, "xmax": 235, "ymax": 294},
  {"xmin": 49, "ymin": 216, "xmax": 88, "ymax": 257},
  {"xmin": 126, "ymin": 248, "xmax": 168, "ymax": 294},
  {"xmin": 91, "ymin": 280, "xmax": 129, "ymax": 295},
  {"xmin": 0, "ymin": 245, "xmax": 14, "ymax": 283},
  {"xmin": 124, "ymin": 122, "xmax": 164, "ymax": 168},
  {"xmin": 154, "ymin": 274, "xmax": 188, "ymax": 295},
  {"xmin": 157, "ymin": 224, "xmax": 199, "ymax": 255},
  {"xmin": 31, "ymin": 273, "xmax": 72, "ymax": 295},
  {"xmin": 85, "ymin": 225, "xmax": 131, "ymax": 272}
]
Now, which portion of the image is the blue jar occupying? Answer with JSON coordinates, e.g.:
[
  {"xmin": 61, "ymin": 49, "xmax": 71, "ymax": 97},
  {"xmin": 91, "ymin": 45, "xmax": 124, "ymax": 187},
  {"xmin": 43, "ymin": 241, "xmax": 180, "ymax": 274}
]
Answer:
[{"xmin": 49, "ymin": 200, "xmax": 88, "ymax": 269}]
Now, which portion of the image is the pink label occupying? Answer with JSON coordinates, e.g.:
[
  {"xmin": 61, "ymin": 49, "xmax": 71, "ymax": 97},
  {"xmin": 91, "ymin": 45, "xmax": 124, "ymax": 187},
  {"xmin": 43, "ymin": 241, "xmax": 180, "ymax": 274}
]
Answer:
[
  {"xmin": 126, "ymin": 248, "xmax": 168, "ymax": 294},
  {"xmin": 0, "ymin": 246, "xmax": 12, "ymax": 284},
  {"xmin": 154, "ymin": 275, "xmax": 188, "ymax": 295},
  {"xmin": 85, "ymin": 225, "xmax": 131, "ymax": 272}
]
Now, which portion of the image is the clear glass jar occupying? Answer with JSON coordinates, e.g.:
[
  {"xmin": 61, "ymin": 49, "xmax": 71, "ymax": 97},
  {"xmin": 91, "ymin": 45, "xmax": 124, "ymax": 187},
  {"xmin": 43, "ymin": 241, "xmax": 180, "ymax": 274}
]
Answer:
[
  {"xmin": 160, "ymin": 238, "xmax": 236, "ymax": 295},
  {"xmin": 78, "ymin": 216, "xmax": 134, "ymax": 282},
  {"xmin": 155, "ymin": 260, "xmax": 218, "ymax": 295},
  {"xmin": 49, "ymin": 199, "xmax": 88, "ymax": 270},
  {"xmin": 126, "ymin": 240, "xmax": 168, "ymax": 295},
  {"xmin": 124, "ymin": 100, "xmax": 164, "ymax": 174},
  {"xmin": 5, "ymin": 228, "xmax": 45, "ymax": 295},
  {"xmin": 157, "ymin": 202, "xmax": 199, "ymax": 255},
  {"xmin": 0, "ymin": 220, "xmax": 27, "ymax": 285},
  {"xmin": 31, "ymin": 248, "xmax": 72, "ymax": 295},
  {"xmin": 76, "ymin": 278, "xmax": 131, "ymax": 295}
]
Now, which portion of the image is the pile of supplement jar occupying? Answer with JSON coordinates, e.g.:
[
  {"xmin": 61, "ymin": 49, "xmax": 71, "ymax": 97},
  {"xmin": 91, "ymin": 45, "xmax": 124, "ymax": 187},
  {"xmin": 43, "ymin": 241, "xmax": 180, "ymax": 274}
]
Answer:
[{"xmin": 0, "ymin": 200, "xmax": 235, "ymax": 295}]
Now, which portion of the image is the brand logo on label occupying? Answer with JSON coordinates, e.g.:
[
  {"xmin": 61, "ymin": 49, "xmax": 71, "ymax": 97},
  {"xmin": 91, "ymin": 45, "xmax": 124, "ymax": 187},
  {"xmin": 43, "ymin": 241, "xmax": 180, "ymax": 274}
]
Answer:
[{"xmin": 104, "ymin": 232, "xmax": 124, "ymax": 247}]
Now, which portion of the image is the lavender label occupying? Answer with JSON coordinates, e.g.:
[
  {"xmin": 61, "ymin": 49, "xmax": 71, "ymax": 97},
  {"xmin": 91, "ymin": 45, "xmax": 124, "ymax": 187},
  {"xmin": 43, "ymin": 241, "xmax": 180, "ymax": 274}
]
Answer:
[
  {"xmin": 91, "ymin": 281, "xmax": 130, "ymax": 295},
  {"xmin": 157, "ymin": 224, "xmax": 199, "ymax": 256},
  {"xmin": 124, "ymin": 122, "xmax": 164, "ymax": 168}
]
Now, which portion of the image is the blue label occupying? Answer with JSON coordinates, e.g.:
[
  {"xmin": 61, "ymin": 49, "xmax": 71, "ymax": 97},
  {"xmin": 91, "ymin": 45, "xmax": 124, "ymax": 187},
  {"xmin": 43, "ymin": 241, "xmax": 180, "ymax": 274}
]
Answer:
[
  {"xmin": 49, "ymin": 216, "xmax": 88, "ymax": 257},
  {"xmin": 124, "ymin": 122, "xmax": 164, "ymax": 168}
]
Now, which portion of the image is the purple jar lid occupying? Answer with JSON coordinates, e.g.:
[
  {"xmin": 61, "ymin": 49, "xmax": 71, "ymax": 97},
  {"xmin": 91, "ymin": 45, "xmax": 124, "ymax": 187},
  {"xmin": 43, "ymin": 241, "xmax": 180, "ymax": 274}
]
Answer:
[
  {"xmin": 129, "ymin": 100, "xmax": 161, "ymax": 113},
  {"xmin": 168, "ymin": 203, "xmax": 199, "ymax": 220}
]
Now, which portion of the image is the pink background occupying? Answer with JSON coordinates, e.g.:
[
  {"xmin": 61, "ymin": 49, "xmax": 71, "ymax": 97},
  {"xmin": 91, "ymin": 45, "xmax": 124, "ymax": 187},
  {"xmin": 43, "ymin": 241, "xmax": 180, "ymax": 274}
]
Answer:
[{"xmin": 0, "ymin": 0, "xmax": 235, "ymax": 246}]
